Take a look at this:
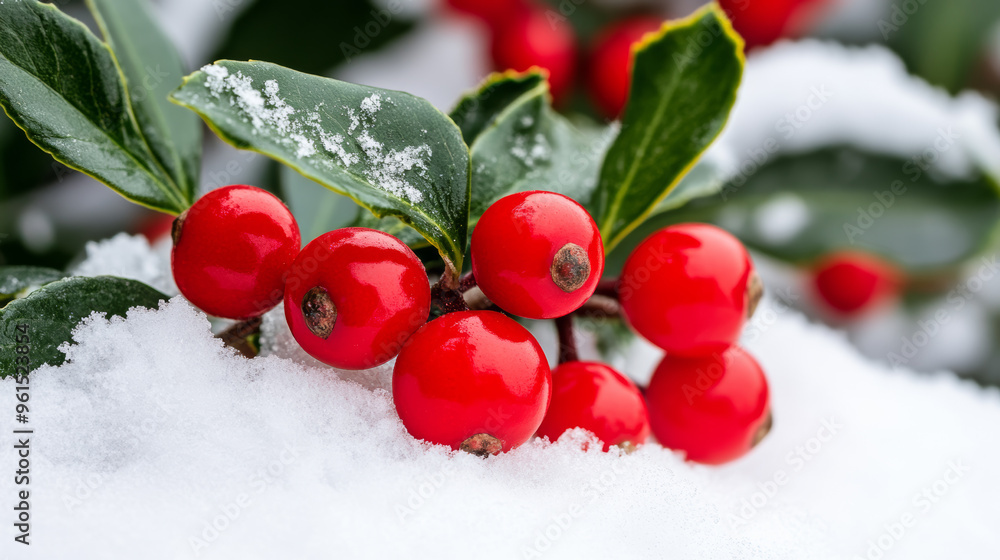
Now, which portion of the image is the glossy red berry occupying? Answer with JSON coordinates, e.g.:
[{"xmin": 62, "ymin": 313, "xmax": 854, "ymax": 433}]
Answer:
[
  {"xmin": 812, "ymin": 250, "xmax": 902, "ymax": 316},
  {"xmin": 471, "ymin": 191, "xmax": 604, "ymax": 320},
  {"xmin": 489, "ymin": 6, "xmax": 577, "ymax": 103},
  {"xmin": 535, "ymin": 361, "xmax": 650, "ymax": 451},
  {"xmin": 646, "ymin": 346, "xmax": 771, "ymax": 465},
  {"xmin": 283, "ymin": 227, "xmax": 430, "ymax": 370},
  {"xmin": 587, "ymin": 16, "xmax": 662, "ymax": 119},
  {"xmin": 444, "ymin": 0, "xmax": 527, "ymax": 26},
  {"xmin": 718, "ymin": 0, "xmax": 828, "ymax": 49},
  {"xmin": 619, "ymin": 223, "xmax": 760, "ymax": 357},
  {"xmin": 171, "ymin": 185, "xmax": 300, "ymax": 320},
  {"xmin": 393, "ymin": 310, "xmax": 552, "ymax": 456}
]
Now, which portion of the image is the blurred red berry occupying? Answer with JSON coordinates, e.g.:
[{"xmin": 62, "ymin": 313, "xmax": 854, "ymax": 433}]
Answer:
[
  {"xmin": 489, "ymin": 6, "xmax": 577, "ymax": 102},
  {"xmin": 444, "ymin": 0, "xmax": 527, "ymax": 26},
  {"xmin": 719, "ymin": 0, "xmax": 828, "ymax": 49},
  {"xmin": 587, "ymin": 16, "xmax": 662, "ymax": 119},
  {"xmin": 812, "ymin": 251, "xmax": 902, "ymax": 316}
]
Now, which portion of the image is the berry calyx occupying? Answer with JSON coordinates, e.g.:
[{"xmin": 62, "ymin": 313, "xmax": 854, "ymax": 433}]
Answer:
[
  {"xmin": 535, "ymin": 361, "xmax": 650, "ymax": 451},
  {"xmin": 471, "ymin": 191, "xmax": 604, "ymax": 320},
  {"xmin": 171, "ymin": 185, "xmax": 300, "ymax": 320},
  {"xmin": 619, "ymin": 223, "xmax": 759, "ymax": 357},
  {"xmin": 489, "ymin": 6, "xmax": 577, "ymax": 103},
  {"xmin": 645, "ymin": 346, "xmax": 771, "ymax": 465},
  {"xmin": 284, "ymin": 227, "xmax": 431, "ymax": 370},
  {"xmin": 587, "ymin": 16, "xmax": 662, "ymax": 119},
  {"xmin": 812, "ymin": 250, "xmax": 902, "ymax": 316},
  {"xmin": 392, "ymin": 310, "xmax": 552, "ymax": 456}
]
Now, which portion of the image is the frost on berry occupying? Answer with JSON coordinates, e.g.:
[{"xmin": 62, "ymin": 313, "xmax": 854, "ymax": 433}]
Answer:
[
  {"xmin": 550, "ymin": 243, "xmax": 590, "ymax": 293},
  {"xmin": 302, "ymin": 286, "xmax": 337, "ymax": 339}
]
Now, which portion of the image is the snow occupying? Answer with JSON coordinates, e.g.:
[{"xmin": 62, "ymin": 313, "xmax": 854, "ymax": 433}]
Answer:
[
  {"xmin": 709, "ymin": 41, "xmax": 1000, "ymax": 183},
  {"xmin": 3, "ymin": 239, "xmax": 999, "ymax": 558}
]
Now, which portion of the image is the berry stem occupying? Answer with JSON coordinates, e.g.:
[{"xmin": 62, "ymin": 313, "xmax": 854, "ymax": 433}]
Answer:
[
  {"xmin": 555, "ymin": 314, "xmax": 579, "ymax": 364},
  {"xmin": 216, "ymin": 316, "xmax": 263, "ymax": 358},
  {"xmin": 459, "ymin": 271, "xmax": 477, "ymax": 293},
  {"xmin": 573, "ymin": 295, "xmax": 621, "ymax": 319},
  {"xmin": 595, "ymin": 278, "xmax": 619, "ymax": 299}
]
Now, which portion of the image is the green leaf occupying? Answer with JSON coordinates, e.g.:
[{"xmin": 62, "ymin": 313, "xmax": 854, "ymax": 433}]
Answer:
[
  {"xmin": 279, "ymin": 163, "xmax": 362, "ymax": 243},
  {"xmin": 593, "ymin": 4, "xmax": 744, "ymax": 251},
  {"xmin": 0, "ymin": 266, "xmax": 65, "ymax": 307},
  {"xmin": 0, "ymin": 0, "xmax": 192, "ymax": 214},
  {"xmin": 607, "ymin": 148, "xmax": 1000, "ymax": 277},
  {"xmin": 455, "ymin": 70, "xmax": 616, "ymax": 227},
  {"xmin": 87, "ymin": 0, "xmax": 202, "ymax": 201},
  {"xmin": 0, "ymin": 276, "xmax": 167, "ymax": 376},
  {"xmin": 171, "ymin": 60, "xmax": 471, "ymax": 273}
]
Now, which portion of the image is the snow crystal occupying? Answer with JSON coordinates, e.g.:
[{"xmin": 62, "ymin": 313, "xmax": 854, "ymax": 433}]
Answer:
[
  {"xmin": 511, "ymin": 133, "xmax": 551, "ymax": 168},
  {"xmin": 360, "ymin": 93, "xmax": 382, "ymax": 116},
  {"xmin": 3, "ymin": 238, "xmax": 999, "ymax": 558},
  {"xmin": 356, "ymin": 130, "xmax": 430, "ymax": 204}
]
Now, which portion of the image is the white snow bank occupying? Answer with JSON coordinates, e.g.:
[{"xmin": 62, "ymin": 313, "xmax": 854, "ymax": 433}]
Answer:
[
  {"xmin": 3, "ymin": 245, "xmax": 1000, "ymax": 559},
  {"xmin": 70, "ymin": 233, "xmax": 177, "ymax": 296},
  {"xmin": 709, "ymin": 40, "xmax": 1000, "ymax": 182}
]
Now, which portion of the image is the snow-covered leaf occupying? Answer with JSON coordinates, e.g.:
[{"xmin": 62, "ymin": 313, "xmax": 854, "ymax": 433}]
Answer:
[
  {"xmin": 0, "ymin": 0, "xmax": 193, "ymax": 214},
  {"xmin": 0, "ymin": 276, "xmax": 167, "ymax": 376},
  {"xmin": 593, "ymin": 4, "xmax": 744, "ymax": 251},
  {"xmin": 171, "ymin": 60, "xmax": 471, "ymax": 273},
  {"xmin": 0, "ymin": 266, "xmax": 64, "ymax": 308},
  {"xmin": 87, "ymin": 0, "xmax": 202, "ymax": 202}
]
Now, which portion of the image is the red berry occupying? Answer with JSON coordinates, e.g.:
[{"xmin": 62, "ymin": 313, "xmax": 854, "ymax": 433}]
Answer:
[
  {"xmin": 587, "ymin": 16, "xmax": 662, "ymax": 119},
  {"xmin": 471, "ymin": 191, "xmax": 604, "ymax": 320},
  {"xmin": 645, "ymin": 346, "xmax": 771, "ymax": 465},
  {"xmin": 719, "ymin": 0, "xmax": 828, "ymax": 49},
  {"xmin": 535, "ymin": 361, "xmax": 650, "ymax": 451},
  {"xmin": 393, "ymin": 310, "xmax": 552, "ymax": 456},
  {"xmin": 444, "ymin": 0, "xmax": 527, "ymax": 26},
  {"xmin": 489, "ymin": 6, "xmax": 577, "ymax": 103},
  {"xmin": 812, "ymin": 250, "xmax": 901, "ymax": 316},
  {"xmin": 171, "ymin": 185, "xmax": 300, "ymax": 320},
  {"xmin": 283, "ymin": 228, "xmax": 430, "ymax": 370},
  {"xmin": 619, "ymin": 224, "xmax": 760, "ymax": 357}
]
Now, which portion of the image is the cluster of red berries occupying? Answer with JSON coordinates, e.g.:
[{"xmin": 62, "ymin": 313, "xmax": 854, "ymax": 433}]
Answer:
[
  {"xmin": 446, "ymin": 0, "xmax": 829, "ymax": 119},
  {"xmin": 171, "ymin": 185, "xmax": 772, "ymax": 463},
  {"xmin": 445, "ymin": 0, "xmax": 661, "ymax": 118}
]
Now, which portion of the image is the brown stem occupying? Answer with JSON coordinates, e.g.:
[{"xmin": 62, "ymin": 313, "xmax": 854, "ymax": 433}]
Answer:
[
  {"xmin": 555, "ymin": 314, "xmax": 579, "ymax": 364},
  {"xmin": 431, "ymin": 261, "xmax": 469, "ymax": 315},
  {"xmin": 573, "ymin": 295, "xmax": 621, "ymax": 319},
  {"xmin": 595, "ymin": 279, "xmax": 619, "ymax": 299},
  {"xmin": 217, "ymin": 316, "xmax": 263, "ymax": 359},
  {"xmin": 459, "ymin": 272, "xmax": 477, "ymax": 293}
]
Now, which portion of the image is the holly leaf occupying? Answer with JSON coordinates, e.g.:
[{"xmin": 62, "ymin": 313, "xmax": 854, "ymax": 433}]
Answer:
[
  {"xmin": 171, "ymin": 60, "xmax": 471, "ymax": 273},
  {"xmin": 607, "ymin": 148, "xmax": 1000, "ymax": 278},
  {"xmin": 0, "ymin": 0, "xmax": 192, "ymax": 214},
  {"xmin": 0, "ymin": 276, "xmax": 167, "ymax": 376},
  {"xmin": 279, "ymin": 164, "xmax": 361, "ymax": 243},
  {"xmin": 592, "ymin": 4, "xmax": 744, "ymax": 251},
  {"xmin": 453, "ymin": 70, "xmax": 616, "ymax": 228},
  {"xmin": 0, "ymin": 266, "xmax": 65, "ymax": 308},
  {"xmin": 87, "ymin": 0, "xmax": 202, "ymax": 202}
]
